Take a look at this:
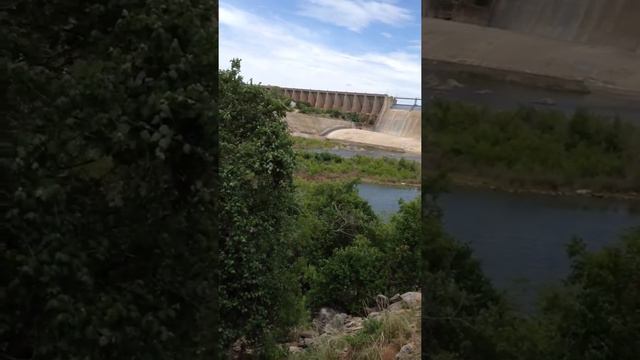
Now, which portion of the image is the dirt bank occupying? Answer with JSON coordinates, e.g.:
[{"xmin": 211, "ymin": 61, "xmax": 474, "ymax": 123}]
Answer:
[{"xmin": 326, "ymin": 129, "xmax": 421, "ymax": 154}]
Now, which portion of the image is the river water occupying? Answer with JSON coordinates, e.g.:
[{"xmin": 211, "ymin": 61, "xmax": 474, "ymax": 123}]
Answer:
[{"xmin": 354, "ymin": 169, "xmax": 640, "ymax": 312}]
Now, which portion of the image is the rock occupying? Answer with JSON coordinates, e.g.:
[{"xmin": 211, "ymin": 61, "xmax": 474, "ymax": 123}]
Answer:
[
  {"xmin": 395, "ymin": 343, "xmax": 415, "ymax": 359},
  {"xmin": 313, "ymin": 307, "xmax": 338, "ymax": 333},
  {"xmin": 388, "ymin": 301, "xmax": 406, "ymax": 312},
  {"xmin": 390, "ymin": 293, "xmax": 402, "ymax": 303},
  {"xmin": 289, "ymin": 345, "xmax": 303, "ymax": 353},
  {"xmin": 299, "ymin": 330, "xmax": 316, "ymax": 338},
  {"xmin": 445, "ymin": 78, "xmax": 464, "ymax": 88},
  {"xmin": 400, "ymin": 292, "xmax": 421, "ymax": 307},
  {"xmin": 302, "ymin": 337, "xmax": 315, "ymax": 347},
  {"xmin": 375, "ymin": 294, "xmax": 389, "ymax": 309},
  {"xmin": 424, "ymin": 74, "xmax": 441, "ymax": 88},
  {"xmin": 533, "ymin": 97, "xmax": 556, "ymax": 106},
  {"xmin": 324, "ymin": 312, "xmax": 347, "ymax": 334}
]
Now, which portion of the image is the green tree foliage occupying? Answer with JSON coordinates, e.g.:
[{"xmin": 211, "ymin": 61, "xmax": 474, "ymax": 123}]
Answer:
[
  {"xmin": 421, "ymin": 180, "xmax": 505, "ymax": 359},
  {"xmin": 381, "ymin": 198, "xmax": 422, "ymax": 293},
  {"xmin": 218, "ymin": 59, "xmax": 302, "ymax": 352},
  {"xmin": 309, "ymin": 237, "xmax": 387, "ymax": 314},
  {"xmin": 2, "ymin": 1, "xmax": 218, "ymax": 359},
  {"xmin": 535, "ymin": 232, "xmax": 640, "ymax": 359},
  {"xmin": 294, "ymin": 181, "xmax": 378, "ymax": 264}
]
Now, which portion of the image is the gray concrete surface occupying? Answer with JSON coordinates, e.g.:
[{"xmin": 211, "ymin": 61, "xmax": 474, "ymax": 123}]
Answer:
[
  {"xmin": 489, "ymin": 0, "xmax": 640, "ymax": 52},
  {"xmin": 423, "ymin": 18, "xmax": 640, "ymax": 96}
]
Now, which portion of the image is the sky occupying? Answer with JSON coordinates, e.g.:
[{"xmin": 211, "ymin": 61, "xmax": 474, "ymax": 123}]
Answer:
[{"xmin": 219, "ymin": 0, "xmax": 421, "ymax": 98}]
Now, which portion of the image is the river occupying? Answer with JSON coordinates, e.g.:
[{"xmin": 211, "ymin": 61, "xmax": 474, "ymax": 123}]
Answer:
[
  {"xmin": 307, "ymin": 147, "xmax": 640, "ymax": 311},
  {"xmin": 356, "ymin": 179, "xmax": 640, "ymax": 312}
]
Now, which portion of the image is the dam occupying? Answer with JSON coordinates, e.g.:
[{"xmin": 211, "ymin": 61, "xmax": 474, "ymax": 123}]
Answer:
[{"xmin": 268, "ymin": 86, "xmax": 422, "ymax": 153}]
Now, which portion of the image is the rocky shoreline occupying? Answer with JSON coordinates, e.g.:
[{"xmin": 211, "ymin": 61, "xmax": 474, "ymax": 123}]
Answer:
[
  {"xmin": 286, "ymin": 291, "xmax": 421, "ymax": 360},
  {"xmin": 447, "ymin": 174, "xmax": 640, "ymax": 202}
]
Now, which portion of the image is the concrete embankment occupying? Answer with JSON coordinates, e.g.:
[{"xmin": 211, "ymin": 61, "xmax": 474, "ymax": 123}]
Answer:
[
  {"xmin": 326, "ymin": 129, "xmax": 420, "ymax": 154},
  {"xmin": 423, "ymin": 18, "xmax": 640, "ymax": 96},
  {"xmin": 284, "ymin": 112, "xmax": 354, "ymax": 137}
]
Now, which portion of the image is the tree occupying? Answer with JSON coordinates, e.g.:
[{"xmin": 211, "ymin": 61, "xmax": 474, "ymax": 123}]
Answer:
[
  {"xmin": 537, "ymin": 232, "xmax": 640, "ymax": 360},
  {"xmin": 2, "ymin": 1, "xmax": 219, "ymax": 359},
  {"xmin": 218, "ymin": 59, "xmax": 302, "ymax": 353}
]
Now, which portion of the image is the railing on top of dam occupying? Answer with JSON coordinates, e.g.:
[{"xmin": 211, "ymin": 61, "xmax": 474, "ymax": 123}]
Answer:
[{"xmin": 392, "ymin": 97, "xmax": 422, "ymax": 110}]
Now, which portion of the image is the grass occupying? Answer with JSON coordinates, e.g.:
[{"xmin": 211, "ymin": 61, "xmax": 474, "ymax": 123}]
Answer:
[
  {"xmin": 292, "ymin": 137, "xmax": 349, "ymax": 150},
  {"xmin": 295, "ymin": 151, "xmax": 421, "ymax": 186}
]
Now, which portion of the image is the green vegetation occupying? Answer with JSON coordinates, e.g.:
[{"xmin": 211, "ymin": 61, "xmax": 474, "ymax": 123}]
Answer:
[
  {"xmin": 3, "ymin": 1, "xmax": 218, "ymax": 359},
  {"xmin": 421, "ymin": 181, "xmax": 640, "ymax": 360},
  {"xmin": 219, "ymin": 60, "xmax": 303, "ymax": 352},
  {"xmin": 293, "ymin": 181, "xmax": 422, "ymax": 306},
  {"xmin": 292, "ymin": 137, "xmax": 351, "ymax": 150},
  {"xmin": 296, "ymin": 152, "xmax": 421, "ymax": 186},
  {"xmin": 425, "ymin": 100, "xmax": 640, "ymax": 195},
  {"xmin": 218, "ymin": 63, "xmax": 420, "ymax": 357},
  {"xmin": 293, "ymin": 100, "xmax": 363, "ymax": 123}
]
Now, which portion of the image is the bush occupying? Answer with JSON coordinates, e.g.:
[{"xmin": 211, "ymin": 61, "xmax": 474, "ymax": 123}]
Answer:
[
  {"xmin": 382, "ymin": 198, "xmax": 422, "ymax": 293},
  {"xmin": 308, "ymin": 237, "xmax": 387, "ymax": 314},
  {"xmin": 294, "ymin": 181, "xmax": 378, "ymax": 263}
]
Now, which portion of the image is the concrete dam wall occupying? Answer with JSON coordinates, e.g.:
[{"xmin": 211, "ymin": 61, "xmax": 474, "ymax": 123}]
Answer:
[
  {"xmin": 490, "ymin": 0, "xmax": 640, "ymax": 52},
  {"xmin": 271, "ymin": 86, "xmax": 421, "ymax": 140},
  {"xmin": 269, "ymin": 86, "xmax": 390, "ymax": 124}
]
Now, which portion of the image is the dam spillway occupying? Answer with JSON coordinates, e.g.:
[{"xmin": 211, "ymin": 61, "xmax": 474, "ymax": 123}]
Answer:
[
  {"xmin": 425, "ymin": 0, "xmax": 640, "ymax": 53},
  {"xmin": 269, "ymin": 86, "xmax": 422, "ymax": 141},
  {"xmin": 375, "ymin": 104, "xmax": 421, "ymax": 140},
  {"xmin": 489, "ymin": 0, "xmax": 640, "ymax": 53}
]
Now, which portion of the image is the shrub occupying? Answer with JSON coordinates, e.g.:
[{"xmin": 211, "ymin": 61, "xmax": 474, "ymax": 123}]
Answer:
[
  {"xmin": 308, "ymin": 236, "xmax": 387, "ymax": 314},
  {"xmin": 294, "ymin": 181, "xmax": 378, "ymax": 263}
]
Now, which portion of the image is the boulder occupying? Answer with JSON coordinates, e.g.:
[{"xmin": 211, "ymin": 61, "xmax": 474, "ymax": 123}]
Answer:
[
  {"xmin": 299, "ymin": 330, "xmax": 316, "ymax": 339},
  {"xmin": 400, "ymin": 292, "xmax": 421, "ymax": 307},
  {"xmin": 389, "ymin": 293, "xmax": 402, "ymax": 303},
  {"xmin": 395, "ymin": 343, "xmax": 415, "ymax": 359},
  {"xmin": 289, "ymin": 345, "xmax": 303, "ymax": 353}
]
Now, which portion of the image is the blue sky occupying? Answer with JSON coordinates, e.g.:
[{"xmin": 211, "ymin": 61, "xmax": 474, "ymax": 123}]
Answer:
[{"xmin": 219, "ymin": 0, "xmax": 421, "ymax": 98}]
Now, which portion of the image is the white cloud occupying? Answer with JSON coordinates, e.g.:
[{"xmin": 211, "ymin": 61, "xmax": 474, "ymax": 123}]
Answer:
[
  {"xmin": 219, "ymin": 3, "xmax": 420, "ymax": 98},
  {"xmin": 298, "ymin": 0, "xmax": 412, "ymax": 32},
  {"xmin": 381, "ymin": 32, "xmax": 392, "ymax": 38}
]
